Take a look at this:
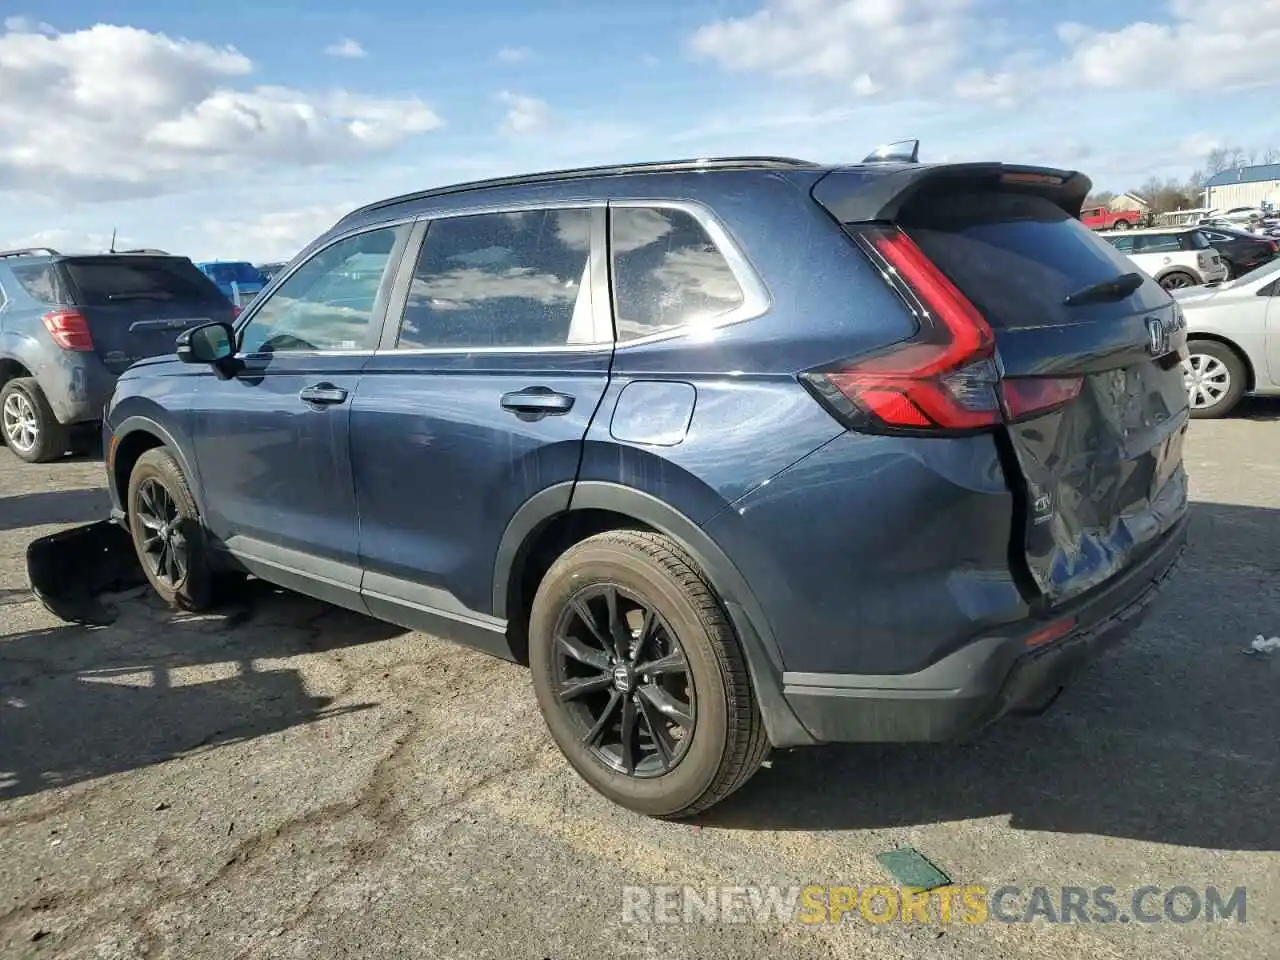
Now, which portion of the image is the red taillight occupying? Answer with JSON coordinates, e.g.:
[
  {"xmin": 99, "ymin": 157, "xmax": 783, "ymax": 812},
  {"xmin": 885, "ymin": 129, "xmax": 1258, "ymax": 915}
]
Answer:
[
  {"xmin": 1001, "ymin": 376, "xmax": 1083, "ymax": 420},
  {"xmin": 1269, "ymin": 241, "xmax": 1278, "ymax": 253},
  {"xmin": 230, "ymin": 304, "xmax": 243, "ymax": 319},
  {"xmin": 41, "ymin": 310, "xmax": 93, "ymax": 352},
  {"xmin": 803, "ymin": 227, "xmax": 1000, "ymax": 432},
  {"xmin": 801, "ymin": 226, "xmax": 1082, "ymax": 434}
]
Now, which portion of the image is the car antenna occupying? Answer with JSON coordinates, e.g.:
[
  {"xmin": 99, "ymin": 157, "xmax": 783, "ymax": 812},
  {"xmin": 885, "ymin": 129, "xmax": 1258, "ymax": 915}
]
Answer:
[
  {"xmin": 862, "ymin": 139, "xmax": 920, "ymax": 164},
  {"xmin": 108, "ymin": 228, "xmax": 117, "ymax": 254}
]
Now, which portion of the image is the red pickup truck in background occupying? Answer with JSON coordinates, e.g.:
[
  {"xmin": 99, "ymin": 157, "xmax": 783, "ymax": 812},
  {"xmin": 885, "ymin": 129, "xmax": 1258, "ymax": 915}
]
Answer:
[{"xmin": 1080, "ymin": 206, "xmax": 1144, "ymax": 230}]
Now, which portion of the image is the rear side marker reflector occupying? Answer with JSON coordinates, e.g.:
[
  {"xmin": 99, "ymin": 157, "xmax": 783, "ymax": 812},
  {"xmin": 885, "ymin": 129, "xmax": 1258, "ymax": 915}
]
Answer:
[
  {"xmin": 41, "ymin": 309, "xmax": 94, "ymax": 352},
  {"xmin": 1024, "ymin": 617, "xmax": 1076, "ymax": 649},
  {"xmin": 801, "ymin": 226, "xmax": 1085, "ymax": 435}
]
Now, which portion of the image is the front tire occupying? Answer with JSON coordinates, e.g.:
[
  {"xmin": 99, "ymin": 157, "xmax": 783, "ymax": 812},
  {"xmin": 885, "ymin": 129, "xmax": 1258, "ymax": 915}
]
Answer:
[
  {"xmin": 1183, "ymin": 339, "xmax": 1247, "ymax": 419},
  {"xmin": 1, "ymin": 377, "xmax": 67, "ymax": 463},
  {"xmin": 528, "ymin": 530, "xmax": 769, "ymax": 818},
  {"xmin": 126, "ymin": 447, "xmax": 221, "ymax": 610}
]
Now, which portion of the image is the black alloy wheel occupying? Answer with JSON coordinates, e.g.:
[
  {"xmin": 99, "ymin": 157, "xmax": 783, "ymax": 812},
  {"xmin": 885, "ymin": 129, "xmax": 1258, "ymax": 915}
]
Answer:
[
  {"xmin": 552, "ymin": 583, "xmax": 695, "ymax": 778},
  {"xmin": 134, "ymin": 477, "xmax": 189, "ymax": 588}
]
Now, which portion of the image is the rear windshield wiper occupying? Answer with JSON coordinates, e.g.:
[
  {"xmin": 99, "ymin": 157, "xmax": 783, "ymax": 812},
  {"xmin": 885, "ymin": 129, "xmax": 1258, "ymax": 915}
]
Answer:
[
  {"xmin": 1062, "ymin": 272, "xmax": 1144, "ymax": 307},
  {"xmin": 106, "ymin": 292, "xmax": 176, "ymax": 302}
]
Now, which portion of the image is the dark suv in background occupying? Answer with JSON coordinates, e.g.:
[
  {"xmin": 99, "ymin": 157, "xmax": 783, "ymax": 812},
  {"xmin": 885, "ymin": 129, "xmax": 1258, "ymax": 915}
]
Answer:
[
  {"xmin": 0, "ymin": 248, "xmax": 237, "ymax": 462},
  {"xmin": 97, "ymin": 156, "xmax": 1190, "ymax": 817}
]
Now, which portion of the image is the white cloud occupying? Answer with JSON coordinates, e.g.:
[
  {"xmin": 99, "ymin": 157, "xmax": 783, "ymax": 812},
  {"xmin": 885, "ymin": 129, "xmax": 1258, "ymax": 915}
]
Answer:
[
  {"xmin": 0, "ymin": 22, "xmax": 442, "ymax": 202},
  {"xmin": 323, "ymin": 38, "xmax": 367, "ymax": 59},
  {"xmin": 3, "ymin": 16, "xmax": 53, "ymax": 34},
  {"xmin": 497, "ymin": 91, "xmax": 552, "ymax": 135},
  {"xmin": 496, "ymin": 46, "xmax": 530, "ymax": 64},
  {"xmin": 2, "ymin": 227, "xmax": 140, "ymax": 255},
  {"xmin": 1060, "ymin": 0, "xmax": 1280, "ymax": 91},
  {"xmin": 689, "ymin": 0, "xmax": 998, "ymax": 100},
  {"xmin": 193, "ymin": 202, "xmax": 354, "ymax": 261}
]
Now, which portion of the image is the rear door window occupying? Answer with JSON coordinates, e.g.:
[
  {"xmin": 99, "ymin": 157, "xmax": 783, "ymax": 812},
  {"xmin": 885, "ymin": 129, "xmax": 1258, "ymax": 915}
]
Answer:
[
  {"xmin": 899, "ymin": 191, "xmax": 1143, "ymax": 328},
  {"xmin": 63, "ymin": 257, "xmax": 226, "ymax": 306},
  {"xmin": 396, "ymin": 208, "xmax": 598, "ymax": 349}
]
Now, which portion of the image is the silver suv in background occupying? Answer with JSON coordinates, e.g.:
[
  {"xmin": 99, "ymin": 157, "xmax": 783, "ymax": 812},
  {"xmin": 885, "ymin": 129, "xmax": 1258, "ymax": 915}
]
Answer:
[
  {"xmin": 0, "ymin": 248, "xmax": 237, "ymax": 462},
  {"xmin": 1099, "ymin": 227, "xmax": 1229, "ymax": 290}
]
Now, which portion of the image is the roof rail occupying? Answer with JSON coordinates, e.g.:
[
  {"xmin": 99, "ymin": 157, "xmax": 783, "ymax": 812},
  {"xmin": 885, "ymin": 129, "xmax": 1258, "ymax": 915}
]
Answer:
[
  {"xmin": 115, "ymin": 248, "xmax": 171, "ymax": 255},
  {"xmin": 0, "ymin": 247, "xmax": 60, "ymax": 260},
  {"xmin": 338, "ymin": 156, "xmax": 821, "ymax": 223}
]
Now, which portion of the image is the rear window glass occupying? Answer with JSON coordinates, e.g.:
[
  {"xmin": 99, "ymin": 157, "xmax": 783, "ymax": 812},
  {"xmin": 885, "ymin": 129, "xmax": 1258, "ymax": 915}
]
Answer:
[
  {"xmin": 9, "ymin": 263, "xmax": 66, "ymax": 303},
  {"xmin": 897, "ymin": 192, "xmax": 1145, "ymax": 328},
  {"xmin": 63, "ymin": 257, "xmax": 226, "ymax": 306}
]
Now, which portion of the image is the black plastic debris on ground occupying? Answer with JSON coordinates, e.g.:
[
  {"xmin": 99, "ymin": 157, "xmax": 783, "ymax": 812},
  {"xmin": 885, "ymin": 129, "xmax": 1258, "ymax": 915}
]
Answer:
[{"xmin": 26, "ymin": 519, "xmax": 147, "ymax": 626}]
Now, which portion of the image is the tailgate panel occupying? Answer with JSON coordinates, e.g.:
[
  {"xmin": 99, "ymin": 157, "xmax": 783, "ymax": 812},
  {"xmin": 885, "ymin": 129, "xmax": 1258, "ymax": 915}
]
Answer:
[
  {"xmin": 1005, "ymin": 351, "xmax": 1189, "ymax": 604},
  {"xmin": 60, "ymin": 256, "xmax": 234, "ymax": 373}
]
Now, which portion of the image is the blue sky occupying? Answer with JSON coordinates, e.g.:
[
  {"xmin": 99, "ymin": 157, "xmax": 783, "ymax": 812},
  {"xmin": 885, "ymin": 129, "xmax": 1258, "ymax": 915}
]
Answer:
[{"xmin": 2, "ymin": 0, "xmax": 1279, "ymax": 260}]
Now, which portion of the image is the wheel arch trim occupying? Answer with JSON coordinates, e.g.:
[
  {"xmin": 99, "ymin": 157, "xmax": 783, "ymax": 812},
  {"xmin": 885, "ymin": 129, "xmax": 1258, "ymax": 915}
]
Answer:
[
  {"xmin": 113, "ymin": 416, "xmax": 206, "ymax": 517},
  {"xmin": 493, "ymin": 480, "xmax": 815, "ymax": 748}
]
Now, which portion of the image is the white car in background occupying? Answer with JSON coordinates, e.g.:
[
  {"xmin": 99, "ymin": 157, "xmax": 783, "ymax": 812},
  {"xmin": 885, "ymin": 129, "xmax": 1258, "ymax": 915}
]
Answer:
[
  {"xmin": 1170, "ymin": 258, "xmax": 1280, "ymax": 418},
  {"xmin": 1203, "ymin": 206, "xmax": 1266, "ymax": 227},
  {"xmin": 1099, "ymin": 227, "xmax": 1229, "ymax": 290}
]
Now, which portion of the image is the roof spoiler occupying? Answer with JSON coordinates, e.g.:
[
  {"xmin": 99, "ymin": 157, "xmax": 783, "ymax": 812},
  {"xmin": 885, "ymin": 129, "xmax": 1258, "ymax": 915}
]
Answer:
[{"xmin": 812, "ymin": 162, "xmax": 1093, "ymax": 223}]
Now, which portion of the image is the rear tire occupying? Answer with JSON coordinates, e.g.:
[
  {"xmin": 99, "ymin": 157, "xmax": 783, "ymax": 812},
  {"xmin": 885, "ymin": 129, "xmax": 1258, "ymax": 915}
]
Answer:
[
  {"xmin": 1, "ymin": 377, "xmax": 67, "ymax": 463},
  {"xmin": 126, "ymin": 447, "xmax": 225, "ymax": 611},
  {"xmin": 1159, "ymin": 270, "xmax": 1198, "ymax": 291},
  {"xmin": 528, "ymin": 530, "xmax": 769, "ymax": 818},
  {"xmin": 1183, "ymin": 339, "xmax": 1247, "ymax": 419},
  {"xmin": 1112, "ymin": 220, "xmax": 1131, "ymax": 230}
]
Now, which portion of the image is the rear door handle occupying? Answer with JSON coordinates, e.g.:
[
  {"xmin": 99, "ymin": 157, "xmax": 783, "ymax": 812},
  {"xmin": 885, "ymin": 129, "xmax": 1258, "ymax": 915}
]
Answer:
[
  {"xmin": 501, "ymin": 387, "xmax": 575, "ymax": 417},
  {"xmin": 299, "ymin": 382, "xmax": 348, "ymax": 405}
]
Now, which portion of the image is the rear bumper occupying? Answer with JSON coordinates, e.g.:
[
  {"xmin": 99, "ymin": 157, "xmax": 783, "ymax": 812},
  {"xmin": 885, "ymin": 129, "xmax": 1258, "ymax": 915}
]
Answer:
[
  {"xmin": 41, "ymin": 357, "xmax": 116, "ymax": 426},
  {"xmin": 781, "ymin": 515, "xmax": 1188, "ymax": 743}
]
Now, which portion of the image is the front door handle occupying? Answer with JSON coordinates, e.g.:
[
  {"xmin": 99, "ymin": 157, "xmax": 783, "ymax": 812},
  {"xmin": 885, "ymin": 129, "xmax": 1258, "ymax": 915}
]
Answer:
[
  {"xmin": 299, "ymin": 382, "xmax": 348, "ymax": 405},
  {"xmin": 501, "ymin": 387, "xmax": 575, "ymax": 418}
]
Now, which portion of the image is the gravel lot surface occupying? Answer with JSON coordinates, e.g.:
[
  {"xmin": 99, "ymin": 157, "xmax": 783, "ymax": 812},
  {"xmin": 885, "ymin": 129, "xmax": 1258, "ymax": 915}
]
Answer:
[{"xmin": 2, "ymin": 405, "xmax": 1277, "ymax": 959}]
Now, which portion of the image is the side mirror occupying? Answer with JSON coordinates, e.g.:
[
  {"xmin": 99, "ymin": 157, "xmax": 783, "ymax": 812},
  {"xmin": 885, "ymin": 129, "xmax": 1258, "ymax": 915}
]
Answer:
[{"xmin": 176, "ymin": 322, "xmax": 235, "ymax": 365}]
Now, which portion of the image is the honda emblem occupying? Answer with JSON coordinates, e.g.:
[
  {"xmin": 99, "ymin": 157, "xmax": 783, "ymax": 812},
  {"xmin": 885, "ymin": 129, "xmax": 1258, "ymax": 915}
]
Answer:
[{"xmin": 1146, "ymin": 316, "xmax": 1168, "ymax": 356}]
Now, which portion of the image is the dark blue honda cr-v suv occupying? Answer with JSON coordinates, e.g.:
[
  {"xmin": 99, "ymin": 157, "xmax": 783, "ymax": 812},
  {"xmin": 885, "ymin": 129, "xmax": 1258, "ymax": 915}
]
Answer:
[{"xmin": 100, "ymin": 154, "xmax": 1189, "ymax": 817}]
